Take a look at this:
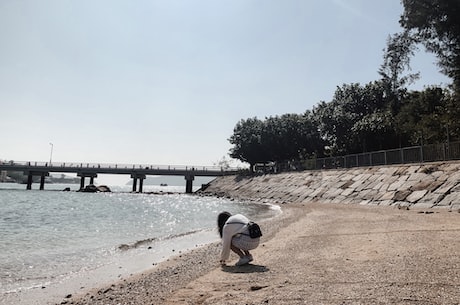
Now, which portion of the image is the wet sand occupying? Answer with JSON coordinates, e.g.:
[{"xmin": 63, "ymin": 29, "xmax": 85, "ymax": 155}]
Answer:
[{"xmin": 61, "ymin": 203, "xmax": 460, "ymax": 304}]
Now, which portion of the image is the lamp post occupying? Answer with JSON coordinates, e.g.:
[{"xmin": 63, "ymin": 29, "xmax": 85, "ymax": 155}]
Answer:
[{"xmin": 49, "ymin": 143, "xmax": 53, "ymax": 165}]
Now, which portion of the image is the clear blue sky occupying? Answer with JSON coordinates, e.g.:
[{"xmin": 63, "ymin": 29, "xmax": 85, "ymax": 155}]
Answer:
[{"xmin": 0, "ymin": 0, "xmax": 450, "ymax": 167}]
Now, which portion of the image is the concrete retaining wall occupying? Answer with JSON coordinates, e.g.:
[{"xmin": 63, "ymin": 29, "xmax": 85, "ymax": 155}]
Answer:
[{"xmin": 201, "ymin": 161, "xmax": 460, "ymax": 211}]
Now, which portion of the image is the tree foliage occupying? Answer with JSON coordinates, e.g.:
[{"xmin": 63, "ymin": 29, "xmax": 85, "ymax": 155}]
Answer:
[
  {"xmin": 228, "ymin": 83, "xmax": 454, "ymax": 166},
  {"xmin": 228, "ymin": 117, "xmax": 266, "ymax": 169},
  {"xmin": 228, "ymin": 114, "xmax": 324, "ymax": 170},
  {"xmin": 313, "ymin": 81, "xmax": 400, "ymax": 155},
  {"xmin": 400, "ymin": 0, "xmax": 460, "ymax": 91},
  {"xmin": 396, "ymin": 86, "xmax": 453, "ymax": 144},
  {"xmin": 227, "ymin": 2, "xmax": 459, "ymax": 168}
]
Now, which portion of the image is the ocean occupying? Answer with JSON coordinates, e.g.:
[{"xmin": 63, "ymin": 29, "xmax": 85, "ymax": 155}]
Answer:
[{"xmin": 0, "ymin": 181, "xmax": 280, "ymax": 301}]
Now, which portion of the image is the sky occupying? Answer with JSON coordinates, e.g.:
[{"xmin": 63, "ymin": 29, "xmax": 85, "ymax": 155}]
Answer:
[{"xmin": 0, "ymin": 0, "xmax": 451, "ymax": 169}]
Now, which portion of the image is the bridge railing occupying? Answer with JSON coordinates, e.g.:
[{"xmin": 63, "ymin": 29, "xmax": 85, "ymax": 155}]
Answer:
[{"xmin": 0, "ymin": 161, "xmax": 242, "ymax": 173}]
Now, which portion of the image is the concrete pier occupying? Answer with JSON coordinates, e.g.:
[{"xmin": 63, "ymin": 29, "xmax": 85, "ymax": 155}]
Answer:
[
  {"xmin": 131, "ymin": 174, "xmax": 146, "ymax": 193},
  {"xmin": 78, "ymin": 173, "xmax": 98, "ymax": 190},
  {"xmin": 24, "ymin": 171, "xmax": 49, "ymax": 190},
  {"xmin": 39, "ymin": 174, "xmax": 46, "ymax": 190},
  {"xmin": 185, "ymin": 175, "xmax": 194, "ymax": 194}
]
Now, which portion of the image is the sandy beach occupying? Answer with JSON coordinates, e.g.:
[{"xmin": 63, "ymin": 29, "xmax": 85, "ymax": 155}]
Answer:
[{"xmin": 54, "ymin": 202, "xmax": 460, "ymax": 305}]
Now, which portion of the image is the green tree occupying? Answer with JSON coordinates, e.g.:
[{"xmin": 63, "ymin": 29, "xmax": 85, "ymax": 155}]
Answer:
[
  {"xmin": 228, "ymin": 117, "xmax": 267, "ymax": 171},
  {"xmin": 314, "ymin": 82, "xmax": 395, "ymax": 155},
  {"xmin": 298, "ymin": 110, "xmax": 326, "ymax": 159},
  {"xmin": 396, "ymin": 86, "xmax": 452, "ymax": 144},
  {"xmin": 261, "ymin": 113, "xmax": 324, "ymax": 164},
  {"xmin": 379, "ymin": 32, "xmax": 419, "ymax": 115},
  {"xmin": 400, "ymin": 0, "xmax": 460, "ymax": 92},
  {"xmin": 228, "ymin": 113, "xmax": 325, "ymax": 169}
]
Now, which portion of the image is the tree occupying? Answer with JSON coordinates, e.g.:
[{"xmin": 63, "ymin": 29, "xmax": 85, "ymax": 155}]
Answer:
[
  {"xmin": 400, "ymin": 0, "xmax": 460, "ymax": 92},
  {"xmin": 298, "ymin": 110, "xmax": 326, "ymax": 159},
  {"xmin": 396, "ymin": 86, "xmax": 453, "ymax": 145},
  {"xmin": 261, "ymin": 113, "xmax": 324, "ymax": 164},
  {"xmin": 228, "ymin": 113, "xmax": 325, "ymax": 170},
  {"xmin": 379, "ymin": 32, "xmax": 419, "ymax": 114},
  {"xmin": 228, "ymin": 117, "xmax": 267, "ymax": 171},
  {"xmin": 314, "ymin": 81, "xmax": 408, "ymax": 155}
]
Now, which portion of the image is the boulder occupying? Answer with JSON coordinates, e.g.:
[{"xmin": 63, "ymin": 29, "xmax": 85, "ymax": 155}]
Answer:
[
  {"xmin": 97, "ymin": 185, "xmax": 111, "ymax": 192},
  {"xmin": 80, "ymin": 184, "xmax": 111, "ymax": 193}
]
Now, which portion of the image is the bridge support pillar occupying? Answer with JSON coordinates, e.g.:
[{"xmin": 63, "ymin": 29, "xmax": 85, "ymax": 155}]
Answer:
[
  {"xmin": 39, "ymin": 174, "xmax": 46, "ymax": 190},
  {"xmin": 132, "ymin": 177, "xmax": 137, "ymax": 192},
  {"xmin": 131, "ymin": 174, "xmax": 146, "ymax": 193},
  {"xmin": 139, "ymin": 177, "xmax": 144, "ymax": 193},
  {"xmin": 80, "ymin": 177, "xmax": 85, "ymax": 190},
  {"xmin": 26, "ymin": 173, "xmax": 33, "ymax": 190},
  {"xmin": 77, "ymin": 173, "xmax": 98, "ymax": 190},
  {"xmin": 24, "ymin": 171, "xmax": 49, "ymax": 190},
  {"xmin": 185, "ymin": 175, "xmax": 194, "ymax": 194}
]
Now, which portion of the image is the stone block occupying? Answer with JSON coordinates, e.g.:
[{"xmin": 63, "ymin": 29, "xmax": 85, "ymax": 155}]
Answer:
[
  {"xmin": 352, "ymin": 173, "xmax": 371, "ymax": 181},
  {"xmin": 393, "ymin": 190, "xmax": 412, "ymax": 201},
  {"xmin": 366, "ymin": 180, "xmax": 382, "ymax": 190},
  {"xmin": 394, "ymin": 167, "xmax": 409, "ymax": 176},
  {"xmin": 332, "ymin": 181, "xmax": 348, "ymax": 189},
  {"xmin": 411, "ymin": 180, "xmax": 443, "ymax": 192},
  {"xmin": 341, "ymin": 188, "xmax": 355, "ymax": 197},
  {"xmin": 340, "ymin": 173, "xmax": 355, "ymax": 181},
  {"xmin": 360, "ymin": 189, "xmax": 379, "ymax": 200},
  {"xmin": 380, "ymin": 166, "xmax": 394, "ymax": 174},
  {"xmin": 446, "ymin": 171, "xmax": 460, "ymax": 181},
  {"xmin": 355, "ymin": 180, "xmax": 372, "ymax": 192},
  {"xmin": 443, "ymin": 163, "xmax": 460, "ymax": 173},
  {"xmin": 372, "ymin": 181, "xmax": 385, "ymax": 190},
  {"xmin": 323, "ymin": 187, "xmax": 343, "ymax": 199},
  {"xmin": 434, "ymin": 173, "xmax": 449, "ymax": 182},
  {"xmin": 349, "ymin": 180, "xmax": 364, "ymax": 189},
  {"xmin": 378, "ymin": 191, "xmax": 395, "ymax": 201},
  {"xmin": 450, "ymin": 183, "xmax": 460, "ymax": 193},
  {"xmin": 309, "ymin": 187, "xmax": 326, "ymax": 198},
  {"xmin": 437, "ymin": 193, "xmax": 460, "ymax": 207},
  {"xmin": 406, "ymin": 165, "xmax": 420, "ymax": 174},
  {"xmin": 387, "ymin": 181, "xmax": 401, "ymax": 191},
  {"xmin": 378, "ymin": 200, "xmax": 394, "ymax": 206},
  {"xmin": 406, "ymin": 190, "xmax": 428, "ymax": 203},
  {"xmin": 434, "ymin": 181, "xmax": 458, "ymax": 194},
  {"xmin": 407, "ymin": 173, "xmax": 428, "ymax": 181},
  {"xmin": 394, "ymin": 201, "xmax": 412, "ymax": 209},
  {"xmin": 411, "ymin": 201, "xmax": 434, "ymax": 209},
  {"xmin": 417, "ymin": 192, "xmax": 446, "ymax": 205},
  {"xmin": 330, "ymin": 196, "xmax": 346, "ymax": 204},
  {"xmin": 388, "ymin": 178, "xmax": 410, "ymax": 191}
]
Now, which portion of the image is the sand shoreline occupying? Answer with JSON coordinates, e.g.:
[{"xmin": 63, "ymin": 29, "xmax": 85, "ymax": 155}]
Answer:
[
  {"xmin": 0, "ymin": 229, "xmax": 221, "ymax": 305},
  {"xmin": 63, "ymin": 202, "xmax": 460, "ymax": 305},
  {"xmin": 4, "ymin": 197, "xmax": 460, "ymax": 304},
  {"xmin": 0, "ymin": 199, "xmax": 283, "ymax": 305},
  {"xmin": 62, "ymin": 204, "xmax": 295, "ymax": 305}
]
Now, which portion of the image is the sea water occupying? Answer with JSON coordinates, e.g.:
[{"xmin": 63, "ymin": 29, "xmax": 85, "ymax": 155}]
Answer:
[{"xmin": 0, "ymin": 182, "xmax": 280, "ymax": 297}]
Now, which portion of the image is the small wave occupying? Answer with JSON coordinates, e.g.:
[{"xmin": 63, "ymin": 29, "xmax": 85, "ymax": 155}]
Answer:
[
  {"xmin": 117, "ymin": 229, "xmax": 206, "ymax": 251},
  {"xmin": 118, "ymin": 237, "xmax": 159, "ymax": 251}
]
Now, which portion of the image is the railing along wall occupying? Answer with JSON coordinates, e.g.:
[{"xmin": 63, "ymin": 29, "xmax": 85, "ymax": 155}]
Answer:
[{"xmin": 300, "ymin": 141, "xmax": 460, "ymax": 171}]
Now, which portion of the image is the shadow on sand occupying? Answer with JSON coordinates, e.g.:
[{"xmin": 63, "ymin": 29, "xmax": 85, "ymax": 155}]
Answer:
[{"xmin": 221, "ymin": 264, "xmax": 269, "ymax": 274}]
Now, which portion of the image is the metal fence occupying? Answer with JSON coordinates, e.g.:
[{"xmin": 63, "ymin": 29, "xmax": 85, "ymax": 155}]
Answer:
[{"xmin": 303, "ymin": 141, "xmax": 460, "ymax": 171}]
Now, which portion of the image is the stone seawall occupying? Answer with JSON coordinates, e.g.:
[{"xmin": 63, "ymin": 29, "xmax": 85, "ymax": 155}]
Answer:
[{"xmin": 201, "ymin": 161, "xmax": 460, "ymax": 211}]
